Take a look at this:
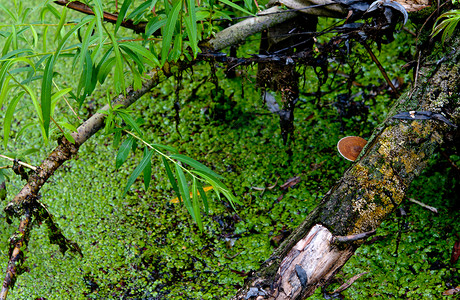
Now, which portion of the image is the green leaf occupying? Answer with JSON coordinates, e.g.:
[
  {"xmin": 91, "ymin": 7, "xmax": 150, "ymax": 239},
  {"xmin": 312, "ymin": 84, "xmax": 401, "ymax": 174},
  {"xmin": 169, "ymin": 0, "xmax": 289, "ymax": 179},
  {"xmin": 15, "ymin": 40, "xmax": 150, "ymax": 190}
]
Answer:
[
  {"xmin": 62, "ymin": 129, "xmax": 76, "ymax": 144},
  {"xmin": 118, "ymin": 111, "xmax": 143, "ymax": 136},
  {"xmin": 162, "ymin": 156, "xmax": 181, "ymax": 201},
  {"xmin": 79, "ymin": 17, "xmax": 96, "ymax": 71},
  {"xmin": 123, "ymin": 147, "xmax": 154, "ymax": 196},
  {"xmin": 3, "ymin": 91, "xmax": 25, "ymax": 148},
  {"xmin": 119, "ymin": 42, "xmax": 160, "ymax": 67},
  {"xmin": 192, "ymin": 177, "xmax": 203, "ymax": 231},
  {"xmin": 184, "ymin": 0, "xmax": 198, "ymax": 56},
  {"xmin": 143, "ymin": 147, "xmax": 153, "ymax": 190},
  {"xmin": 126, "ymin": 1, "xmax": 151, "ymax": 21},
  {"xmin": 145, "ymin": 17, "xmax": 166, "ymax": 38},
  {"xmin": 175, "ymin": 163, "xmax": 195, "ymax": 220},
  {"xmin": 0, "ymin": 4, "xmax": 17, "ymax": 22},
  {"xmin": 170, "ymin": 154, "xmax": 222, "ymax": 179},
  {"xmin": 115, "ymin": 0, "xmax": 133, "ymax": 34},
  {"xmin": 191, "ymin": 169, "xmax": 241, "ymax": 207},
  {"xmin": 116, "ymin": 136, "xmax": 134, "ymax": 169},
  {"xmin": 218, "ymin": 0, "xmax": 255, "ymax": 16},
  {"xmin": 54, "ymin": 5, "xmax": 67, "ymax": 42},
  {"xmin": 113, "ymin": 129, "xmax": 122, "ymax": 148},
  {"xmin": 105, "ymin": 29, "xmax": 125, "ymax": 94},
  {"xmin": 196, "ymin": 180, "xmax": 209, "ymax": 214},
  {"xmin": 41, "ymin": 56, "xmax": 53, "ymax": 137},
  {"xmin": 161, "ymin": 0, "xmax": 182, "ymax": 65},
  {"xmin": 41, "ymin": 16, "xmax": 93, "ymax": 137},
  {"xmin": 50, "ymin": 87, "xmax": 72, "ymax": 116}
]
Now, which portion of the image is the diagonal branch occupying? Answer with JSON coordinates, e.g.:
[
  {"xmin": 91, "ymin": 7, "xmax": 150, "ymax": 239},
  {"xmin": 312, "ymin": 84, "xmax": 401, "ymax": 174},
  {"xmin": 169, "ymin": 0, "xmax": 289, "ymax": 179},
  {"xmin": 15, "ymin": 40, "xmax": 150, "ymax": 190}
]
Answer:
[
  {"xmin": 0, "ymin": 64, "xmax": 182, "ymax": 300},
  {"xmin": 54, "ymin": 0, "xmax": 148, "ymax": 34}
]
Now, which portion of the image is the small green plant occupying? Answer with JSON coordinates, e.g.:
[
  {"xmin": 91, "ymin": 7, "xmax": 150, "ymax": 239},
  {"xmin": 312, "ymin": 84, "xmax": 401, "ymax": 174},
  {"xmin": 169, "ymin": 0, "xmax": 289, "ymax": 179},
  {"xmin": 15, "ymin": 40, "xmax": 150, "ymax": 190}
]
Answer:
[{"xmin": 431, "ymin": 9, "xmax": 460, "ymax": 43}]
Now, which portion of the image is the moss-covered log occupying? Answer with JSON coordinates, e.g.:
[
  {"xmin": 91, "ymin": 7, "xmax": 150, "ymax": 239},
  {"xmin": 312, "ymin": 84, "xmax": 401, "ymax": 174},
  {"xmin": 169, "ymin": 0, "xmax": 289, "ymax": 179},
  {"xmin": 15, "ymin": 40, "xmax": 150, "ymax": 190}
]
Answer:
[{"xmin": 232, "ymin": 39, "xmax": 460, "ymax": 299}]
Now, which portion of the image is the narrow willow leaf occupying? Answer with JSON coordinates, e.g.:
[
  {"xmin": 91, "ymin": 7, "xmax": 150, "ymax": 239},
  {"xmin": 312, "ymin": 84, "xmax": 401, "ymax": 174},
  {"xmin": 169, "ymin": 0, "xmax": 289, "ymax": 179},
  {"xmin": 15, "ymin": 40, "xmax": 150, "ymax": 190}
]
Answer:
[
  {"xmin": 184, "ymin": 10, "xmax": 198, "ymax": 56},
  {"xmin": 218, "ymin": 0, "xmax": 255, "ymax": 16},
  {"xmin": 83, "ymin": 51, "xmax": 94, "ymax": 96},
  {"xmin": 50, "ymin": 87, "xmax": 72, "ymax": 115},
  {"xmin": 3, "ymin": 91, "xmax": 25, "ymax": 148},
  {"xmin": 0, "ymin": 82, "xmax": 16, "ymax": 108},
  {"xmin": 2, "ymin": 34, "xmax": 13, "ymax": 57},
  {"xmin": 41, "ymin": 17, "xmax": 93, "ymax": 137},
  {"xmin": 58, "ymin": 121, "xmax": 78, "ymax": 132},
  {"xmin": 0, "ymin": 57, "xmax": 35, "ymax": 105},
  {"xmin": 29, "ymin": 25, "xmax": 39, "ymax": 49},
  {"xmin": 131, "ymin": 62, "xmax": 142, "ymax": 90},
  {"xmin": 62, "ymin": 130, "xmax": 76, "ymax": 144},
  {"xmin": 54, "ymin": 5, "xmax": 67, "ymax": 42},
  {"xmin": 115, "ymin": 0, "xmax": 133, "ymax": 34},
  {"xmin": 120, "ymin": 46, "xmax": 145, "ymax": 74},
  {"xmin": 113, "ymin": 129, "xmax": 122, "ymax": 148},
  {"xmin": 42, "ymin": 26, "xmax": 48, "ymax": 52},
  {"xmin": 43, "ymin": 4, "xmax": 61, "ymax": 19},
  {"xmin": 192, "ymin": 178, "xmax": 203, "ymax": 231},
  {"xmin": 106, "ymin": 29, "xmax": 125, "ymax": 94},
  {"xmin": 192, "ymin": 169, "xmax": 242, "ymax": 205},
  {"xmin": 79, "ymin": 17, "xmax": 96, "ymax": 71},
  {"xmin": 123, "ymin": 143, "xmax": 154, "ymax": 196},
  {"xmin": 118, "ymin": 111, "xmax": 142, "ymax": 136},
  {"xmin": 120, "ymin": 42, "xmax": 160, "ymax": 67},
  {"xmin": 15, "ymin": 122, "xmax": 35, "ymax": 140},
  {"xmin": 196, "ymin": 180, "xmax": 209, "ymax": 214},
  {"xmin": 0, "ymin": 4, "xmax": 17, "ymax": 22},
  {"xmin": 161, "ymin": 0, "xmax": 182, "ymax": 65},
  {"xmin": 116, "ymin": 136, "xmax": 134, "ymax": 169},
  {"xmin": 169, "ymin": 34, "xmax": 182, "ymax": 62},
  {"xmin": 41, "ymin": 56, "xmax": 53, "ymax": 137},
  {"xmin": 143, "ymin": 147, "xmax": 153, "ymax": 190},
  {"xmin": 175, "ymin": 163, "xmax": 195, "ymax": 220},
  {"xmin": 162, "ymin": 156, "xmax": 181, "ymax": 201},
  {"xmin": 126, "ymin": 1, "xmax": 151, "ymax": 20},
  {"xmin": 21, "ymin": 84, "xmax": 42, "ymax": 123},
  {"xmin": 145, "ymin": 17, "xmax": 166, "ymax": 38},
  {"xmin": 170, "ymin": 154, "xmax": 222, "ymax": 179},
  {"xmin": 98, "ymin": 56, "xmax": 116, "ymax": 84}
]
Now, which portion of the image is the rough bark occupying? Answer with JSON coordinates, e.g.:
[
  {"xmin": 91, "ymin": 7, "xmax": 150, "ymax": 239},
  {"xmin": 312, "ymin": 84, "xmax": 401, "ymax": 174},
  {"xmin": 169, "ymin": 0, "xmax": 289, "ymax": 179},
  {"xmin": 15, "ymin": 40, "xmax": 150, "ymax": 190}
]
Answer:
[{"xmin": 232, "ymin": 38, "xmax": 460, "ymax": 299}]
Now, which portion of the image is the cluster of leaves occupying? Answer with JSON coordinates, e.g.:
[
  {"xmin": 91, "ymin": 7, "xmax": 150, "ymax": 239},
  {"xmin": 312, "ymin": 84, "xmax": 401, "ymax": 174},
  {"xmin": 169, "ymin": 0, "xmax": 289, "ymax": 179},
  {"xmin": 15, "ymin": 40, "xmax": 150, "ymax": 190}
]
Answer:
[
  {"xmin": 0, "ymin": 0, "xmax": 257, "ymax": 228},
  {"xmin": 431, "ymin": 9, "xmax": 460, "ymax": 43},
  {"xmin": 101, "ymin": 101, "xmax": 240, "ymax": 231}
]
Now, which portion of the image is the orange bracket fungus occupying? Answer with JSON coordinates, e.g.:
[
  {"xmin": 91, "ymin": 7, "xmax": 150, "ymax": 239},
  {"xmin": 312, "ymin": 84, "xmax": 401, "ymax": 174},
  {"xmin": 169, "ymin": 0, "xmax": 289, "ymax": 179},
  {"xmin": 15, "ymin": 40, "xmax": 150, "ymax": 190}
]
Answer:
[{"xmin": 337, "ymin": 136, "xmax": 367, "ymax": 161}]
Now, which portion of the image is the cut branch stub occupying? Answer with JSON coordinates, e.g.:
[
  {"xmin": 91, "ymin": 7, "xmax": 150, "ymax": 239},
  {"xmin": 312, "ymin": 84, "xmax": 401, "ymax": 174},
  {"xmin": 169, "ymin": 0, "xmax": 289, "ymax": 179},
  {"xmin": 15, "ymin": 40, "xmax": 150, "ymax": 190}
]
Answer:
[{"xmin": 273, "ymin": 224, "xmax": 355, "ymax": 299}]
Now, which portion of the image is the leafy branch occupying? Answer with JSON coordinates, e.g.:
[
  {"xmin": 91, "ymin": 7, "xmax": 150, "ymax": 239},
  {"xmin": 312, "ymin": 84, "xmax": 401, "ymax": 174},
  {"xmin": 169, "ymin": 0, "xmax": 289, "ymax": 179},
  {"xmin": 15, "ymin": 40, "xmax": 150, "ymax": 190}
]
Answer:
[{"xmin": 101, "ymin": 104, "xmax": 240, "ymax": 231}]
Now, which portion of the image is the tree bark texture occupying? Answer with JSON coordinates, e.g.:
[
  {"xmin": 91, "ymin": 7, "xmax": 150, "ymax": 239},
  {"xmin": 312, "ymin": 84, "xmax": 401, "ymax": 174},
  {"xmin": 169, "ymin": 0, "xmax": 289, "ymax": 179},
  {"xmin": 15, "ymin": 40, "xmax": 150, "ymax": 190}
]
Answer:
[{"xmin": 232, "ymin": 38, "xmax": 460, "ymax": 299}]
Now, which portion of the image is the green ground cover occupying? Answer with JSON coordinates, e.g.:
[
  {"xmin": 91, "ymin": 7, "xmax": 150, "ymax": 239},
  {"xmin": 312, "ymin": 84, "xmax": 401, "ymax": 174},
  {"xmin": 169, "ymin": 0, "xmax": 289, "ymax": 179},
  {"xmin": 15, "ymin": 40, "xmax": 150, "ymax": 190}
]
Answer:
[{"xmin": 0, "ymin": 1, "xmax": 459, "ymax": 299}]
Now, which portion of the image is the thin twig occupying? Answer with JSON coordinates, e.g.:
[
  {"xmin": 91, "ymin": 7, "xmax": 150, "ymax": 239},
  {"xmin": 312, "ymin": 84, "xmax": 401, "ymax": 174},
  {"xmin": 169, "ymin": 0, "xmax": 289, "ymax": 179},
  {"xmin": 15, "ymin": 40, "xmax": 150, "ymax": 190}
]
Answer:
[
  {"xmin": 54, "ymin": 0, "xmax": 148, "ymax": 34},
  {"xmin": 361, "ymin": 41, "xmax": 400, "ymax": 97},
  {"xmin": 408, "ymin": 198, "xmax": 438, "ymax": 213},
  {"xmin": 0, "ymin": 155, "xmax": 37, "ymax": 171}
]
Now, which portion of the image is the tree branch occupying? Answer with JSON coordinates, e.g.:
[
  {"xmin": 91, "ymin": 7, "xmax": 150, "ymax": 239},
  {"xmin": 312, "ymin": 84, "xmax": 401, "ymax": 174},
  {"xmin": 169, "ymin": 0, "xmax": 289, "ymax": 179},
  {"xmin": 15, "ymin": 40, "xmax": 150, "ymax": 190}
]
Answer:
[
  {"xmin": 53, "ymin": 0, "xmax": 148, "ymax": 34},
  {"xmin": 0, "ymin": 64, "xmax": 181, "ymax": 299}
]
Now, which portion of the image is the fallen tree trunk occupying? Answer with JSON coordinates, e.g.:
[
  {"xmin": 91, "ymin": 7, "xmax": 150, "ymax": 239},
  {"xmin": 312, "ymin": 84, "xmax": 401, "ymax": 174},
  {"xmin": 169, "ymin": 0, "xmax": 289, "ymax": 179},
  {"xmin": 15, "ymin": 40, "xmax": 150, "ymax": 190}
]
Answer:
[{"xmin": 232, "ymin": 37, "xmax": 460, "ymax": 299}]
